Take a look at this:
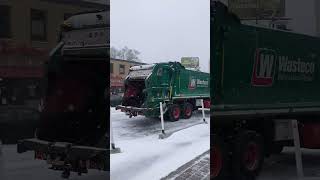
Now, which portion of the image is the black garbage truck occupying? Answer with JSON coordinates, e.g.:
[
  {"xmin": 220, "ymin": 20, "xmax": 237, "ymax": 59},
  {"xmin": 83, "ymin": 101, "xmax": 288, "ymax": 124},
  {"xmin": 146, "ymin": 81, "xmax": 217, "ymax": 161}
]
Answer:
[{"xmin": 17, "ymin": 10, "xmax": 109, "ymax": 178}]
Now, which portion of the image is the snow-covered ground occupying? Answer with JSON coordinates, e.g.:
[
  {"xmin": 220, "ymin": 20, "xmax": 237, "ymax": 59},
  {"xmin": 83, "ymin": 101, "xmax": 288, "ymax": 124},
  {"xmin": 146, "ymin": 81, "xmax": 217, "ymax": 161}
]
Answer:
[{"xmin": 110, "ymin": 108, "xmax": 210, "ymax": 180}]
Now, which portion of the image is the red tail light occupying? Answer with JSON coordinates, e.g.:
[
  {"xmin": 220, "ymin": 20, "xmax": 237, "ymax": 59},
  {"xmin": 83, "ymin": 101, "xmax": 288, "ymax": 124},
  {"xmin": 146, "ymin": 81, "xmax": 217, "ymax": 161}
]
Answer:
[{"xmin": 204, "ymin": 100, "xmax": 211, "ymax": 108}]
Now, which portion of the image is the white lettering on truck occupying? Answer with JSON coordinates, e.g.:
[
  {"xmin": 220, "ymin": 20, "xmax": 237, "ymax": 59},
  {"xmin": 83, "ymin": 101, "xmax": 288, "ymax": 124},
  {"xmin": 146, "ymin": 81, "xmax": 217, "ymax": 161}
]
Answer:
[
  {"xmin": 252, "ymin": 48, "xmax": 317, "ymax": 86},
  {"xmin": 278, "ymin": 56, "xmax": 315, "ymax": 74},
  {"xmin": 259, "ymin": 54, "xmax": 274, "ymax": 78}
]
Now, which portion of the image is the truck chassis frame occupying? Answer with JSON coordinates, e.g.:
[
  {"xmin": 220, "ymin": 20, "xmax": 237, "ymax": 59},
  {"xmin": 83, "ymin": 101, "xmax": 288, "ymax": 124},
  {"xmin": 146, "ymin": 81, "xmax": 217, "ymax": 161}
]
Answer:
[{"xmin": 17, "ymin": 138, "xmax": 108, "ymax": 178}]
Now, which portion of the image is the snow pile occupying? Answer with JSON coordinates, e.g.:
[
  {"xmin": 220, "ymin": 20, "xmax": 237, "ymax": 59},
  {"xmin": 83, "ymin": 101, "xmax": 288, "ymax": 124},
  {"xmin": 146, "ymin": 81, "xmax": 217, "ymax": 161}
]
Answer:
[{"xmin": 110, "ymin": 108, "xmax": 210, "ymax": 180}]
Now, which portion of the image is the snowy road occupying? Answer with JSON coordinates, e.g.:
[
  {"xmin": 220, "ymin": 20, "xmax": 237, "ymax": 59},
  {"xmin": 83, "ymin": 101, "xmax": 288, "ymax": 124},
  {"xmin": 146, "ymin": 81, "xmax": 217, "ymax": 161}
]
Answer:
[
  {"xmin": 111, "ymin": 108, "xmax": 209, "ymax": 141},
  {"xmin": 0, "ymin": 145, "xmax": 108, "ymax": 180},
  {"xmin": 110, "ymin": 108, "xmax": 210, "ymax": 180},
  {"xmin": 259, "ymin": 148, "xmax": 320, "ymax": 180},
  {"xmin": 1, "ymin": 107, "xmax": 320, "ymax": 180}
]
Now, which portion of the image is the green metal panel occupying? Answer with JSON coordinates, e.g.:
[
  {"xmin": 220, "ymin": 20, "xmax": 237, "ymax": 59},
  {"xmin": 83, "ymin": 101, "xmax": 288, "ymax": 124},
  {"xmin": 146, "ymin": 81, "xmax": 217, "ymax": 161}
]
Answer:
[
  {"xmin": 174, "ymin": 68, "xmax": 210, "ymax": 98},
  {"xmin": 211, "ymin": 2, "xmax": 320, "ymax": 114}
]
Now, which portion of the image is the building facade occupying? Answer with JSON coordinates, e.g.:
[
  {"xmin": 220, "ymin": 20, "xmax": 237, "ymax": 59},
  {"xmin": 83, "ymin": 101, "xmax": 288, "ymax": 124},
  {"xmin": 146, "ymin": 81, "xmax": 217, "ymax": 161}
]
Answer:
[
  {"xmin": 220, "ymin": 0, "xmax": 320, "ymax": 37},
  {"xmin": 110, "ymin": 58, "xmax": 146, "ymax": 94},
  {"xmin": 0, "ymin": 0, "xmax": 106, "ymax": 106}
]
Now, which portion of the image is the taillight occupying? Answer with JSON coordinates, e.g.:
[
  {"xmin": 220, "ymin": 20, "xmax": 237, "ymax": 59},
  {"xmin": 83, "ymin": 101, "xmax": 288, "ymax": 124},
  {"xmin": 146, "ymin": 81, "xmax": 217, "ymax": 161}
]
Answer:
[{"xmin": 204, "ymin": 100, "xmax": 211, "ymax": 108}]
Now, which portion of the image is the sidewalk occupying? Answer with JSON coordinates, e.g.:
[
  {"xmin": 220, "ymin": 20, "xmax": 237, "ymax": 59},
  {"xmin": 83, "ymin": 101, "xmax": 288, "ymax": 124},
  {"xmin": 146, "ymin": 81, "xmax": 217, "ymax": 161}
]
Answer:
[{"xmin": 162, "ymin": 150, "xmax": 210, "ymax": 180}]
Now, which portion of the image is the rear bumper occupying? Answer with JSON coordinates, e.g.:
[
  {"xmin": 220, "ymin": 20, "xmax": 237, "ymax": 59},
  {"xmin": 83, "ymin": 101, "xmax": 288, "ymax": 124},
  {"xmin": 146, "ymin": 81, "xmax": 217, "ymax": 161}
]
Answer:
[
  {"xmin": 17, "ymin": 138, "xmax": 50, "ymax": 154},
  {"xmin": 115, "ymin": 105, "xmax": 153, "ymax": 116},
  {"xmin": 17, "ymin": 138, "xmax": 107, "ymax": 163}
]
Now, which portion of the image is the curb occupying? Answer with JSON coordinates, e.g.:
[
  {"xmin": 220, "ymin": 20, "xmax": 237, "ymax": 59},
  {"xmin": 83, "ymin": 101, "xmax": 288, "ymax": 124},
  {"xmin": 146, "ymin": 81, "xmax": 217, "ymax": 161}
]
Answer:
[{"xmin": 161, "ymin": 150, "xmax": 210, "ymax": 180}]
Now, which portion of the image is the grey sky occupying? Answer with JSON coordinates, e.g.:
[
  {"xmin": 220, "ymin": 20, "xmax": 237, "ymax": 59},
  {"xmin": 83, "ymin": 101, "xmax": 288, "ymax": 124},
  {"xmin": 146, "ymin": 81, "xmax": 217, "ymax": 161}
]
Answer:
[
  {"xmin": 110, "ymin": 0, "xmax": 210, "ymax": 72},
  {"xmin": 286, "ymin": 0, "xmax": 316, "ymax": 36}
]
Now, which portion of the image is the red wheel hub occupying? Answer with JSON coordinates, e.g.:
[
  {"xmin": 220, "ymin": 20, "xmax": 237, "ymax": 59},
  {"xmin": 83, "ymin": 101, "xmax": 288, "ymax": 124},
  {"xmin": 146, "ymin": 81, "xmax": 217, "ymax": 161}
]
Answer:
[
  {"xmin": 211, "ymin": 146, "xmax": 222, "ymax": 178},
  {"xmin": 173, "ymin": 106, "xmax": 180, "ymax": 119},
  {"xmin": 185, "ymin": 106, "xmax": 192, "ymax": 117},
  {"xmin": 244, "ymin": 142, "xmax": 259, "ymax": 171}
]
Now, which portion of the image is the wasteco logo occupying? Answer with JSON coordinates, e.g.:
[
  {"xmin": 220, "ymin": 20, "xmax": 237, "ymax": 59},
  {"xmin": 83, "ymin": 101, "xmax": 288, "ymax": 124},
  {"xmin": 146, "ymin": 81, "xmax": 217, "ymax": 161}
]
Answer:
[
  {"xmin": 189, "ymin": 78, "xmax": 209, "ymax": 89},
  {"xmin": 251, "ymin": 48, "xmax": 316, "ymax": 87},
  {"xmin": 251, "ymin": 49, "xmax": 276, "ymax": 86},
  {"xmin": 189, "ymin": 78, "xmax": 196, "ymax": 89}
]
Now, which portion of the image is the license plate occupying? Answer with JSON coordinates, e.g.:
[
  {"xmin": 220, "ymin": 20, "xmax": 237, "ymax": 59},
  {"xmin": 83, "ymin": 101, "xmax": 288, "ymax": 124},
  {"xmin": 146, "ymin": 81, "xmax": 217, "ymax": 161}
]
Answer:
[
  {"xmin": 63, "ymin": 28, "xmax": 108, "ymax": 49},
  {"xmin": 196, "ymin": 99, "xmax": 202, "ymax": 106},
  {"xmin": 49, "ymin": 159, "xmax": 65, "ymax": 166}
]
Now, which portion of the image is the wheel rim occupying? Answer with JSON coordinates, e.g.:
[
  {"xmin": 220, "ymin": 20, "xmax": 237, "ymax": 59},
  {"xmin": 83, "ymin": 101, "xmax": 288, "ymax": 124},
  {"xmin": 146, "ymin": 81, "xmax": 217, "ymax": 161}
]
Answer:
[
  {"xmin": 185, "ymin": 106, "xmax": 192, "ymax": 117},
  {"xmin": 172, "ymin": 106, "xmax": 180, "ymax": 119},
  {"xmin": 211, "ymin": 146, "xmax": 223, "ymax": 178},
  {"xmin": 244, "ymin": 142, "xmax": 259, "ymax": 171}
]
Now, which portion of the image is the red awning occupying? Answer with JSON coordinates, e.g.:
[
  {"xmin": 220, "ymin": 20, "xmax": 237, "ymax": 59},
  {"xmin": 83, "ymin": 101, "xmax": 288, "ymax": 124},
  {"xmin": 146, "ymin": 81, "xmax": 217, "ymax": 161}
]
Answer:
[
  {"xmin": 110, "ymin": 75, "xmax": 124, "ymax": 87},
  {"xmin": 0, "ymin": 66, "xmax": 44, "ymax": 78},
  {"xmin": 0, "ymin": 41, "xmax": 48, "ymax": 56}
]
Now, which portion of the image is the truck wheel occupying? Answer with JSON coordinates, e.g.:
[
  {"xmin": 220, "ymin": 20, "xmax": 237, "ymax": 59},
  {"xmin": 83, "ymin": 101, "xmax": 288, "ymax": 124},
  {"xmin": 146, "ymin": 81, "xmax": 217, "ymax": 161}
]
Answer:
[
  {"xmin": 182, "ymin": 102, "xmax": 193, "ymax": 119},
  {"xmin": 211, "ymin": 135, "xmax": 230, "ymax": 180},
  {"xmin": 232, "ymin": 131, "xmax": 264, "ymax": 179},
  {"xmin": 167, "ymin": 104, "xmax": 181, "ymax": 121}
]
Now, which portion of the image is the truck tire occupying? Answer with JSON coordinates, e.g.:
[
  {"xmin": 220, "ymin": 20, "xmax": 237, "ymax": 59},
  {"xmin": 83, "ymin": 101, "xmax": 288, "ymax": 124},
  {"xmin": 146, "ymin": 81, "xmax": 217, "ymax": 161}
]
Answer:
[
  {"xmin": 182, "ymin": 102, "xmax": 193, "ymax": 119},
  {"xmin": 167, "ymin": 104, "xmax": 181, "ymax": 121},
  {"xmin": 211, "ymin": 135, "xmax": 230, "ymax": 180},
  {"xmin": 232, "ymin": 131, "xmax": 264, "ymax": 179}
]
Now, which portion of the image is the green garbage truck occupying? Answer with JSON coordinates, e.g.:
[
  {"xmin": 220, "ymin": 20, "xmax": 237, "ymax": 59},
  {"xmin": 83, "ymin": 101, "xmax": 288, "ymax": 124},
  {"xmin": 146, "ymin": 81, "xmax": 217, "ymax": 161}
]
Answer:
[
  {"xmin": 211, "ymin": 1, "xmax": 320, "ymax": 179},
  {"xmin": 116, "ymin": 62, "xmax": 210, "ymax": 121}
]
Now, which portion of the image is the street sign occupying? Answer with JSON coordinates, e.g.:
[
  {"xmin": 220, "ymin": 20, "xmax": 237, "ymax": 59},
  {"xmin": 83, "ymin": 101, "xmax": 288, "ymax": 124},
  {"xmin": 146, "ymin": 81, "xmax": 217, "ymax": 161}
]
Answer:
[{"xmin": 181, "ymin": 57, "xmax": 200, "ymax": 69}]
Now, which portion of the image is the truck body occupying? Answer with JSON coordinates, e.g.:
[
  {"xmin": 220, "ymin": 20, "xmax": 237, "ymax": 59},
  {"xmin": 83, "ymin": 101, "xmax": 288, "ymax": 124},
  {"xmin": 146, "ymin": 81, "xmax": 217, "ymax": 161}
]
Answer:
[
  {"xmin": 116, "ymin": 62, "xmax": 210, "ymax": 121},
  {"xmin": 211, "ymin": 1, "xmax": 320, "ymax": 179},
  {"xmin": 17, "ymin": 10, "xmax": 109, "ymax": 178}
]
